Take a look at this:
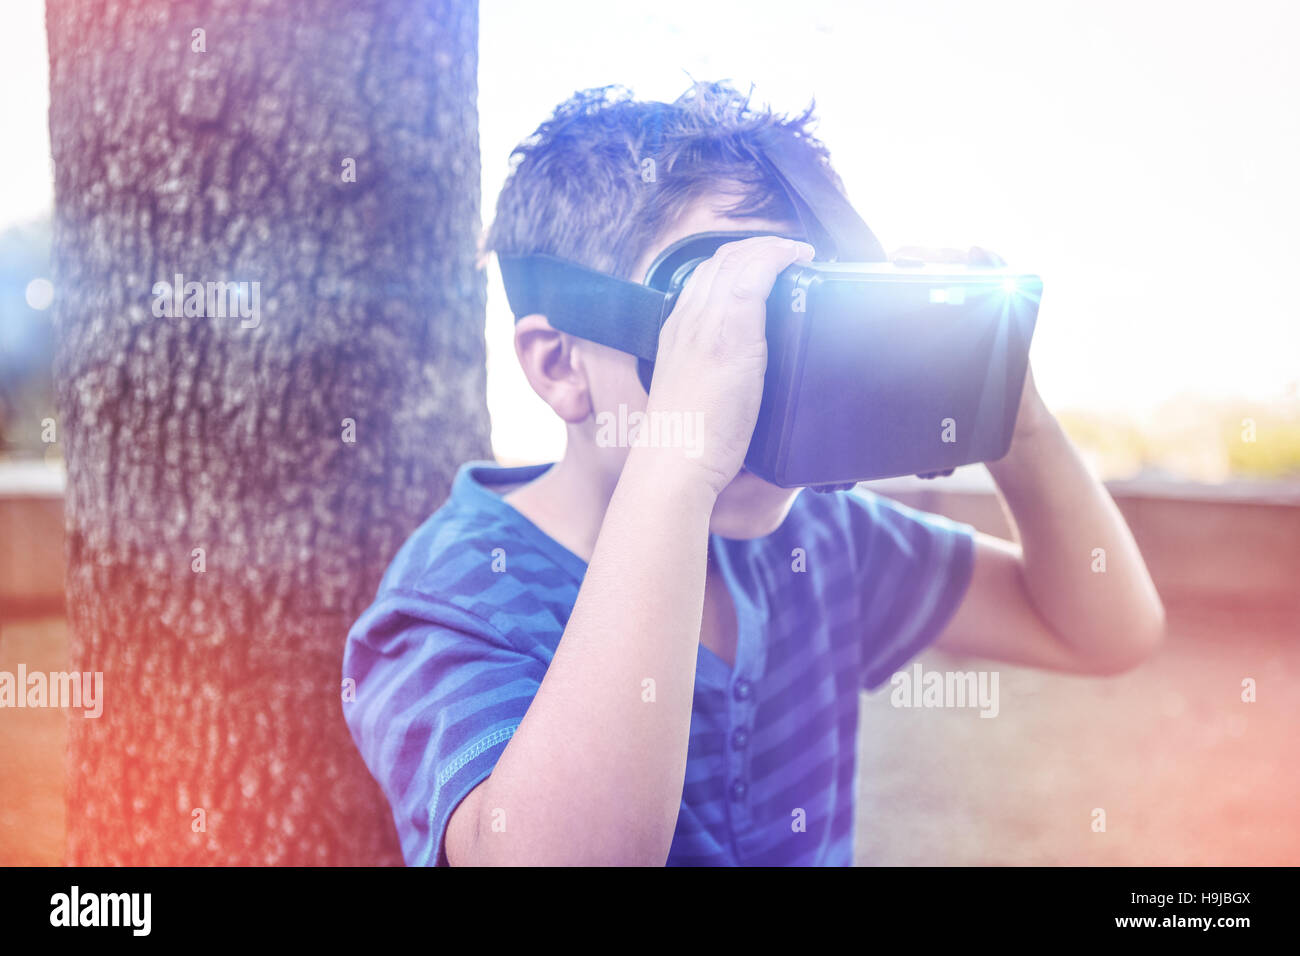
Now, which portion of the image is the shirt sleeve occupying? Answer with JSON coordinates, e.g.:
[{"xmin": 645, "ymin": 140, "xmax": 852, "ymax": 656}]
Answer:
[
  {"xmin": 842, "ymin": 488, "xmax": 977, "ymax": 692},
  {"xmin": 341, "ymin": 588, "xmax": 546, "ymax": 866}
]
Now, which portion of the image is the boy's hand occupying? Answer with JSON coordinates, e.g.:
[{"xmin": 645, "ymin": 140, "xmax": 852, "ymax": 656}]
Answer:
[
  {"xmin": 889, "ymin": 244, "xmax": 1006, "ymax": 267},
  {"xmin": 643, "ymin": 236, "xmax": 815, "ymax": 496},
  {"xmin": 888, "ymin": 243, "xmax": 1054, "ymax": 447},
  {"xmin": 1005, "ymin": 362, "xmax": 1052, "ymax": 448}
]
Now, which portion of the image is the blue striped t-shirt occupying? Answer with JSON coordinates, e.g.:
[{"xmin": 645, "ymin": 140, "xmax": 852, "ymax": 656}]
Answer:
[{"xmin": 342, "ymin": 460, "xmax": 975, "ymax": 866}]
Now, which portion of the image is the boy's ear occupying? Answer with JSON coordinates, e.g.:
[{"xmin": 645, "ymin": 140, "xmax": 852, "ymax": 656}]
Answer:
[{"xmin": 513, "ymin": 313, "xmax": 592, "ymax": 424}]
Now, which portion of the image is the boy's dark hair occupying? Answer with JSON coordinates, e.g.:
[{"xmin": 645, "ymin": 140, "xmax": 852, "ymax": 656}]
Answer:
[{"xmin": 484, "ymin": 81, "xmax": 846, "ymax": 280}]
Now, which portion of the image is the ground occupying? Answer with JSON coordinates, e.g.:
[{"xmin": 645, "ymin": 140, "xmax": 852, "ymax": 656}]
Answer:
[
  {"xmin": 3, "ymin": 598, "xmax": 1295, "ymax": 865},
  {"xmin": 857, "ymin": 599, "xmax": 1298, "ymax": 865}
]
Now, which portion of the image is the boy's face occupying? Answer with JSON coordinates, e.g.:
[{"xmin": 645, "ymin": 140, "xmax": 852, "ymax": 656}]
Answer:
[{"xmin": 579, "ymin": 191, "xmax": 805, "ymax": 539}]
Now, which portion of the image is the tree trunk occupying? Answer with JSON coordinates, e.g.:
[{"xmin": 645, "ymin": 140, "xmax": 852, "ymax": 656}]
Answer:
[{"xmin": 47, "ymin": 0, "xmax": 487, "ymax": 865}]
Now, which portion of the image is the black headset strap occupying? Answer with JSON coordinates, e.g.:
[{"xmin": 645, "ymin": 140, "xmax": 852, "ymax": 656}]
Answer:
[
  {"xmin": 497, "ymin": 254, "xmax": 668, "ymax": 361},
  {"xmin": 497, "ymin": 129, "xmax": 887, "ymax": 346},
  {"xmin": 750, "ymin": 127, "xmax": 887, "ymax": 263}
]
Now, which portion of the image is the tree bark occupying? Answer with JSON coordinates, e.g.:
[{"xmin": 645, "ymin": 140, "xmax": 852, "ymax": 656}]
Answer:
[{"xmin": 47, "ymin": 0, "xmax": 487, "ymax": 865}]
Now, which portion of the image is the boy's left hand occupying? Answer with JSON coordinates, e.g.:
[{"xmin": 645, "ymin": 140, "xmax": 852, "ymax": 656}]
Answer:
[
  {"xmin": 889, "ymin": 243, "xmax": 1006, "ymax": 268},
  {"xmin": 888, "ymin": 243, "xmax": 1166, "ymax": 676},
  {"xmin": 1006, "ymin": 361, "xmax": 1052, "ymax": 449},
  {"xmin": 887, "ymin": 244, "xmax": 1053, "ymax": 454}
]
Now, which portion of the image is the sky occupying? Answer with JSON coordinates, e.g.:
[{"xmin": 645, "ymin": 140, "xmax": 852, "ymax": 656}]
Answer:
[
  {"xmin": 4, "ymin": 0, "xmax": 1298, "ymax": 465},
  {"xmin": 0, "ymin": 1, "xmax": 52, "ymax": 228}
]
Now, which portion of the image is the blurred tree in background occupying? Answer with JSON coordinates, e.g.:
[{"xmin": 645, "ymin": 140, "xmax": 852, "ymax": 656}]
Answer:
[{"xmin": 47, "ymin": 0, "xmax": 488, "ymax": 864}]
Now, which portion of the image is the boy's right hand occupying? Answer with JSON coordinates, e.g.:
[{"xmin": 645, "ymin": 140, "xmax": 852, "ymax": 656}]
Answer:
[{"xmin": 642, "ymin": 236, "xmax": 815, "ymax": 497}]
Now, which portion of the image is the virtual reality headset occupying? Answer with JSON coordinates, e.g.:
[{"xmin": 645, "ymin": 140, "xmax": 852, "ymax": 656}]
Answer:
[{"xmin": 498, "ymin": 128, "xmax": 1042, "ymax": 491}]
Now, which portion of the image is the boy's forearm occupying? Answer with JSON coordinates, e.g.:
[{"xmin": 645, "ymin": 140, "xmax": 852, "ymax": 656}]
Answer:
[
  {"xmin": 986, "ymin": 402, "xmax": 1166, "ymax": 669},
  {"xmin": 465, "ymin": 448, "xmax": 715, "ymax": 865}
]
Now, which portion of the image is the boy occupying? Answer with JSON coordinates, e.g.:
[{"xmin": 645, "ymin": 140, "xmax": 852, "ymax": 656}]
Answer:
[{"xmin": 342, "ymin": 82, "xmax": 1165, "ymax": 866}]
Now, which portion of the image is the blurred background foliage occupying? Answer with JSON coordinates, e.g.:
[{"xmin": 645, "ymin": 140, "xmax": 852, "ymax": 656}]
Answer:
[
  {"xmin": 1056, "ymin": 398, "xmax": 1300, "ymax": 483},
  {"xmin": 4, "ymin": 209, "xmax": 1295, "ymax": 483},
  {"xmin": 0, "ymin": 217, "xmax": 58, "ymax": 461}
]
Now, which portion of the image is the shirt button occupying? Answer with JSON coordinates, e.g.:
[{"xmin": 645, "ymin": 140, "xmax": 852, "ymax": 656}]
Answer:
[
  {"xmin": 729, "ymin": 779, "xmax": 748, "ymax": 802},
  {"xmin": 731, "ymin": 728, "xmax": 749, "ymax": 750},
  {"xmin": 733, "ymin": 679, "xmax": 752, "ymax": 702}
]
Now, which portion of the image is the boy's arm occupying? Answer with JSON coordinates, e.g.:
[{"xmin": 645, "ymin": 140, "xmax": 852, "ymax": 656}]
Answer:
[
  {"xmin": 447, "ymin": 453, "xmax": 715, "ymax": 865},
  {"xmin": 445, "ymin": 237, "xmax": 816, "ymax": 866},
  {"xmin": 934, "ymin": 366, "xmax": 1167, "ymax": 674}
]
